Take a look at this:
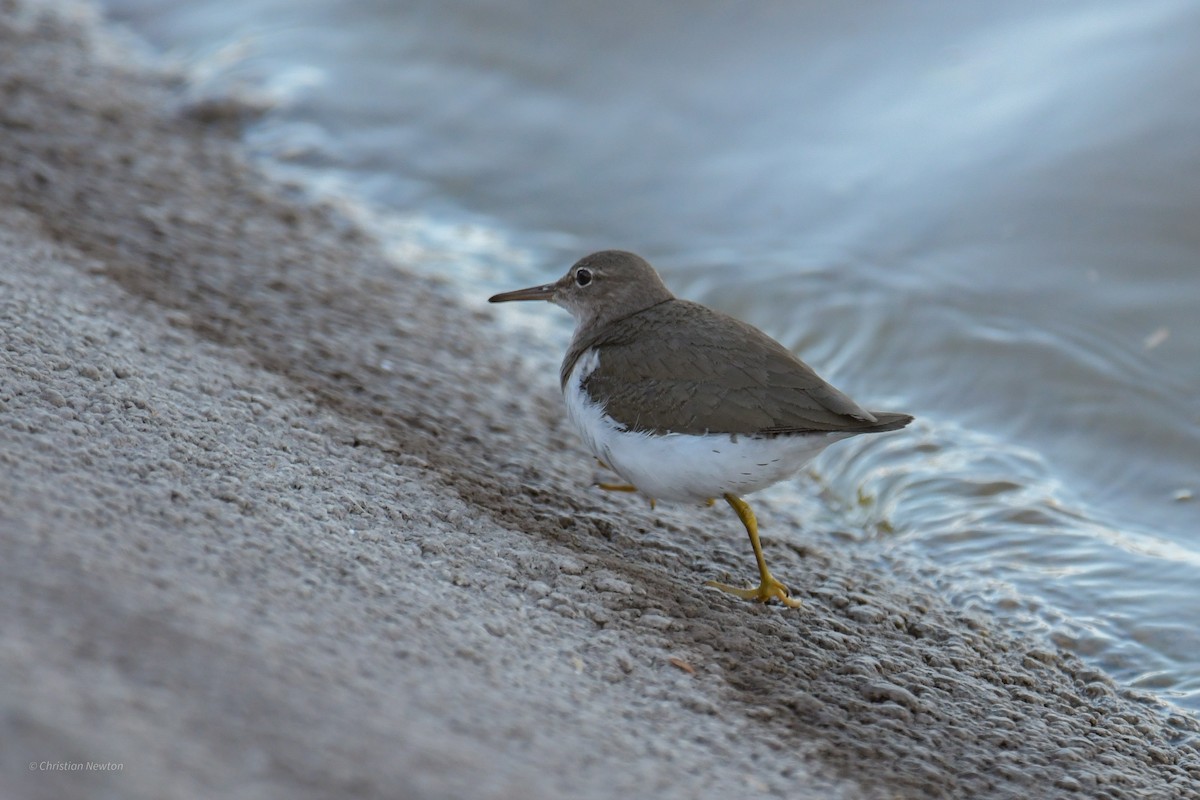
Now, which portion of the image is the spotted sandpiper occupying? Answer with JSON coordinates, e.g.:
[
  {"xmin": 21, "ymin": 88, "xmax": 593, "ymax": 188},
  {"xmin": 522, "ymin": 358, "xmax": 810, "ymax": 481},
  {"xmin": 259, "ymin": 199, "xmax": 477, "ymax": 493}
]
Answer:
[{"xmin": 490, "ymin": 250, "xmax": 912, "ymax": 607}]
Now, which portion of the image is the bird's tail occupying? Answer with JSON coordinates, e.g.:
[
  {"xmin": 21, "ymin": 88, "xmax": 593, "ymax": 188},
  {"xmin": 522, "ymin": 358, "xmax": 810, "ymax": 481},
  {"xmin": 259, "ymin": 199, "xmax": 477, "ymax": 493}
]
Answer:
[{"xmin": 860, "ymin": 411, "xmax": 914, "ymax": 433}]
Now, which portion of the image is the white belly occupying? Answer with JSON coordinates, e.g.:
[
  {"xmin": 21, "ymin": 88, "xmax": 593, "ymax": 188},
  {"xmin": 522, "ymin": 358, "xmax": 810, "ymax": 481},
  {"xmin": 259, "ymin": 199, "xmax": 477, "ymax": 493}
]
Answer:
[{"xmin": 563, "ymin": 349, "xmax": 843, "ymax": 502}]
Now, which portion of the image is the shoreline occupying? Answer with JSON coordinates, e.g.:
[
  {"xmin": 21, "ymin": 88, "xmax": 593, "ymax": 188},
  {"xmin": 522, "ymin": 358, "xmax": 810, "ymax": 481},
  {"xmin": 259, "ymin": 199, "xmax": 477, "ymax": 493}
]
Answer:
[{"xmin": 1, "ymin": 3, "xmax": 1198, "ymax": 799}]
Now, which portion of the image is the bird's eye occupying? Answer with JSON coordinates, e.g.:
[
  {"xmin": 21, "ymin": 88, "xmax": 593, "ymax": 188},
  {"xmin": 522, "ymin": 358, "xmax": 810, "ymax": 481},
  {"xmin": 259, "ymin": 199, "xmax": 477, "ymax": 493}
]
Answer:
[{"xmin": 575, "ymin": 268, "xmax": 593, "ymax": 287}]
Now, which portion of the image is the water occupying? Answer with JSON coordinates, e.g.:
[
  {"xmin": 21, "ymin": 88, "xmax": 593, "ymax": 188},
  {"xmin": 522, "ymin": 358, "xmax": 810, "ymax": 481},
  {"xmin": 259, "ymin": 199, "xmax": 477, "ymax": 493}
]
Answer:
[{"xmin": 100, "ymin": 0, "xmax": 1200, "ymax": 711}]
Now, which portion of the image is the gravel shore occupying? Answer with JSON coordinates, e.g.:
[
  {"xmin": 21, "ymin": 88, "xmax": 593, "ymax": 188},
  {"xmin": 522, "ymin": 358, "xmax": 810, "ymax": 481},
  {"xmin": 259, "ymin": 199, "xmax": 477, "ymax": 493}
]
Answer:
[{"xmin": 1, "ymin": 3, "xmax": 1197, "ymax": 798}]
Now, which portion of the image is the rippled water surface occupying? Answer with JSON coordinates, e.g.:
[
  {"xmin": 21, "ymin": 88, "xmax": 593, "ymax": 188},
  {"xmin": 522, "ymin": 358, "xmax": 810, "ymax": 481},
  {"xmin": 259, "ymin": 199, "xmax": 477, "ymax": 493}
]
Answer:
[{"xmin": 102, "ymin": 0, "xmax": 1200, "ymax": 710}]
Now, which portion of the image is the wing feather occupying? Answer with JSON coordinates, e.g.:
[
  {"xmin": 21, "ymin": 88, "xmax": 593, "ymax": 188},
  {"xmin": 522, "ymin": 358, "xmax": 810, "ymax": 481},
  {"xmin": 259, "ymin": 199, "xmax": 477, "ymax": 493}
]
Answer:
[{"xmin": 570, "ymin": 300, "xmax": 899, "ymax": 435}]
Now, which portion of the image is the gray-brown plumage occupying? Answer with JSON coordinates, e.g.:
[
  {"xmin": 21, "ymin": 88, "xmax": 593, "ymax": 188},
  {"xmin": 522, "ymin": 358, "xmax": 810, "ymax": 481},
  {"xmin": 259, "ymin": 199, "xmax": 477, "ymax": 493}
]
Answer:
[
  {"xmin": 551, "ymin": 251, "xmax": 912, "ymax": 437},
  {"xmin": 563, "ymin": 298, "xmax": 911, "ymax": 436}
]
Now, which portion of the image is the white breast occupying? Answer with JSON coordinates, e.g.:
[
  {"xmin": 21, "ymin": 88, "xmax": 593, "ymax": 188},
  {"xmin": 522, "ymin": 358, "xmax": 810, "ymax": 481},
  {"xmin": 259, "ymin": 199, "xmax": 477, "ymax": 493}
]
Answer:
[{"xmin": 563, "ymin": 348, "xmax": 843, "ymax": 503}]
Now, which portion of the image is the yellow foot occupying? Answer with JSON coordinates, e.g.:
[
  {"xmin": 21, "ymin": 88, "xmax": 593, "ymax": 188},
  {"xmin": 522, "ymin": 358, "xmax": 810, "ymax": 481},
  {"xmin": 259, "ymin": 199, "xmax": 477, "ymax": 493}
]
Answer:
[{"xmin": 705, "ymin": 575, "xmax": 803, "ymax": 608}]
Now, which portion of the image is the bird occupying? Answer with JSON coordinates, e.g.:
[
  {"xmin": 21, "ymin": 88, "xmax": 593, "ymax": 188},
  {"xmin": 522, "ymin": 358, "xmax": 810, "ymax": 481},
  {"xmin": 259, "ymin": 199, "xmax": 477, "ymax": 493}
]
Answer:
[{"xmin": 489, "ymin": 250, "xmax": 912, "ymax": 607}]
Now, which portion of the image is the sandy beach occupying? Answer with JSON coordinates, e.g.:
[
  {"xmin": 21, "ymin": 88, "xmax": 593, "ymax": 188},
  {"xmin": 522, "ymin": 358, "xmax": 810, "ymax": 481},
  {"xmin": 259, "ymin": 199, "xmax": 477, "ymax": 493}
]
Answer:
[{"xmin": 1, "ymin": 2, "xmax": 1198, "ymax": 798}]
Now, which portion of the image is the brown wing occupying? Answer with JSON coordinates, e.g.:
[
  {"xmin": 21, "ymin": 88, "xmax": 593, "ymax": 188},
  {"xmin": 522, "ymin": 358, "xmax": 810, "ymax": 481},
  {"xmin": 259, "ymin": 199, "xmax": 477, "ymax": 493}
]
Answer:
[{"xmin": 574, "ymin": 300, "xmax": 898, "ymax": 436}]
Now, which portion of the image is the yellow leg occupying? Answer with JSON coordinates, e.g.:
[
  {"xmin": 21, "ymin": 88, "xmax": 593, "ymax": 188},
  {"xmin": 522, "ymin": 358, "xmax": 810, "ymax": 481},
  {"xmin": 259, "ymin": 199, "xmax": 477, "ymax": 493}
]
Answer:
[
  {"xmin": 596, "ymin": 482, "xmax": 637, "ymax": 493},
  {"xmin": 705, "ymin": 493, "xmax": 802, "ymax": 608},
  {"xmin": 596, "ymin": 481, "xmax": 656, "ymax": 510}
]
